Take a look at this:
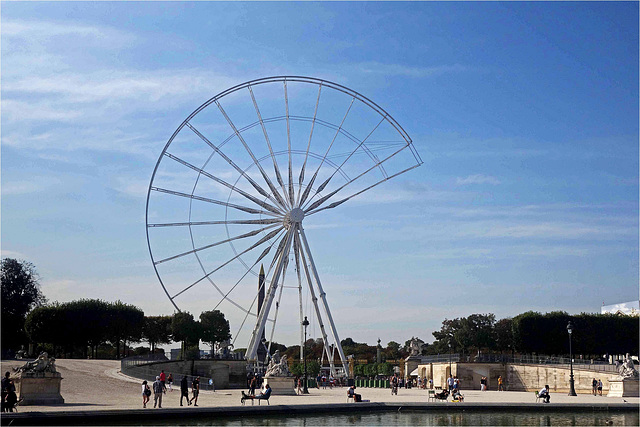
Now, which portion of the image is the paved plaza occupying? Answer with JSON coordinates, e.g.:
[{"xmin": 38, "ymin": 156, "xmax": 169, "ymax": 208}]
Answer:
[{"xmin": 1, "ymin": 359, "xmax": 638, "ymax": 414}]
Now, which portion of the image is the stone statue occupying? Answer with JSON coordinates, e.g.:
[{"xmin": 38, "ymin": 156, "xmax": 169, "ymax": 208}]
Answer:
[
  {"xmin": 617, "ymin": 353, "xmax": 639, "ymax": 379},
  {"xmin": 265, "ymin": 354, "xmax": 292, "ymax": 377},
  {"xmin": 14, "ymin": 352, "xmax": 57, "ymax": 374},
  {"xmin": 409, "ymin": 338, "xmax": 422, "ymax": 357}
]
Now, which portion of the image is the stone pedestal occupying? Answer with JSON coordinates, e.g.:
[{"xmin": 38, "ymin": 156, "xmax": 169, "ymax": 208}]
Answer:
[
  {"xmin": 264, "ymin": 376, "xmax": 296, "ymax": 395},
  {"xmin": 18, "ymin": 372, "xmax": 64, "ymax": 405},
  {"xmin": 607, "ymin": 378, "xmax": 639, "ymax": 398}
]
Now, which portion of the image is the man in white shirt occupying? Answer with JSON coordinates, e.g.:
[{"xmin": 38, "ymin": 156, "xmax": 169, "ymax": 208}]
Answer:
[
  {"xmin": 447, "ymin": 375, "xmax": 454, "ymax": 391},
  {"xmin": 539, "ymin": 384, "xmax": 550, "ymax": 403}
]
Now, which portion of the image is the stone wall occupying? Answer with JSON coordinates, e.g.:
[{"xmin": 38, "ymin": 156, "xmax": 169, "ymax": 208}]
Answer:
[
  {"xmin": 122, "ymin": 360, "xmax": 247, "ymax": 388},
  {"xmin": 416, "ymin": 362, "xmax": 618, "ymax": 394}
]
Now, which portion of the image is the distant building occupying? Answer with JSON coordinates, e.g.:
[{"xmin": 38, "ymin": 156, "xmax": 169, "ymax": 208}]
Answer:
[{"xmin": 601, "ymin": 300, "xmax": 639, "ymax": 317}]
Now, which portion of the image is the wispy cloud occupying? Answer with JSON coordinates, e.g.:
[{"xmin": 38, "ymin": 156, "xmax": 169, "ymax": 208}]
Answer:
[
  {"xmin": 2, "ymin": 177, "xmax": 61, "ymax": 195},
  {"xmin": 354, "ymin": 61, "xmax": 469, "ymax": 78},
  {"xmin": 0, "ymin": 250, "xmax": 29, "ymax": 260},
  {"xmin": 456, "ymin": 174, "xmax": 501, "ymax": 185}
]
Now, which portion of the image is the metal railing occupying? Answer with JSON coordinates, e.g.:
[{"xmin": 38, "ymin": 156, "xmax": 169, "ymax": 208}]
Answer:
[
  {"xmin": 120, "ymin": 354, "xmax": 217, "ymax": 391},
  {"xmin": 472, "ymin": 354, "xmax": 618, "ymax": 372},
  {"xmin": 120, "ymin": 353, "xmax": 168, "ymax": 370},
  {"xmin": 415, "ymin": 353, "xmax": 618, "ymax": 373},
  {"xmin": 416, "ymin": 354, "xmax": 461, "ymax": 364}
]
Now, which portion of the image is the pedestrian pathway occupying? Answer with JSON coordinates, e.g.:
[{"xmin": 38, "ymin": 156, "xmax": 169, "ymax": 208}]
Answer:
[{"xmin": 1, "ymin": 359, "xmax": 637, "ymax": 414}]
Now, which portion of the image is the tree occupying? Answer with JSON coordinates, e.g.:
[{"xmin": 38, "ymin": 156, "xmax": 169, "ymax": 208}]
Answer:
[
  {"xmin": 24, "ymin": 304, "xmax": 66, "ymax": 355},
  {"xmin": 199, "ymin": 310, "xmax": 231, "ymax": 355},
  {"xmin": 377, "ymin": 362, "xmax": 393, "ymax": 376},
  {"xmin": 172, "ymin": 312, "xmax": 201, "ymax": 360},
  {"xmin": 106, "ymin": 301, "xmax": 144, "ymax": 359},
  {"xmin": 143, "ymin": 316, "xmax": 172, "ymax": 353},
  {"xmin": 494, "ymin": 317, "xmax": 514, "ymax": 353},
  {"xmin": 384, "ymin": 341, "xmax": 402, "ymax": 360},
  {"xmin": 1, "ymin": 258, "xmax": 46, "ymax": 355}
]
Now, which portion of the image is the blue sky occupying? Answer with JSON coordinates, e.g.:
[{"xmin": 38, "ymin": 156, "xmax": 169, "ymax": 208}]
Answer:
[{"xmin": 2, "ymin": 2, "xmax": 638, "ymax": 348}]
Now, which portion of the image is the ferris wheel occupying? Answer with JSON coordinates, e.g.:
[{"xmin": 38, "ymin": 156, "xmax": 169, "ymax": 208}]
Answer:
[{"xmin": 146, "ymin": 76, "xmax": 422, "ymax": 373}]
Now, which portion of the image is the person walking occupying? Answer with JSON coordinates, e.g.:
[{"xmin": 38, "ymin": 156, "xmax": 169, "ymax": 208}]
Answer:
[
  {"xmin": 597, "ymin": 379, "xmax": 603, "ymax": 396},
  {"xmin": 190, "ymin": 376, "xmax": 200, "ymax": 406},
  {"xmin": 592, "ymin": 378, "xmax": 597, "ymax": 395},
  {"xmin": 295, "ymin": 376, "xmax": 302, "ymax": 395},
  {"xmin": 249, "ymin": 374, "xmax": 257, "ymax": 396},
  {"xmin": 159, "ymin": 370, "xmax": 167, "ymax": 391},
  {"xmin": 141, "ymin": 380, "xmax": 151, "ymax": 408},
  {"xmin": 1, "ymin": 372, "xmax": 11, "ymax": 407},
  {"xmin": 180, "ymin": 376, "xmax": 190, "ymax": 406},
  {"xmin": 153, "ymin": 376, "xmax": 165, "ymax": 408},
  {"xmin": 498, "ymin": 375, "xmax": 504, "ymax": 391},
  {"xmin": 480, "ymin": 376, "xmax": 486, "ymax": 391},
  {"xmin": 167, "ymin": 373, "xmax": 173, "ymax": 392}
]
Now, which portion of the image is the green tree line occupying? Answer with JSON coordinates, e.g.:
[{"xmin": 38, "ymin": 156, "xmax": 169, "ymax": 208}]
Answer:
[
  {"xmin": 429, "ymin": 311, "xmax": 638, "ymax": 357},
  {"xmin": 23, "ymin": 302, "xmax": 231, "ymax": 360}
]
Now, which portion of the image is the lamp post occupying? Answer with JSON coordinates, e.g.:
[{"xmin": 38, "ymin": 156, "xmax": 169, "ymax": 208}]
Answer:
[
  {"xmin": 448, "ymin": 342, "xmax": 452, "ymax": 374},
  {"xmin": 567, "ymin": 321, "xmax": 577, "ymax": 396},
  {"xmin": 302, "ymin": 316, "xmax": 310, "ymax": 394}
]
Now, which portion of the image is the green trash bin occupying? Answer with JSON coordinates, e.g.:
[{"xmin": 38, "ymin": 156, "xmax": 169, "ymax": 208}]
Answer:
[
  {"xmin": 369, "ymin": 379, "xmax": 374, "ymax": 388},
  {"xmin": 384, "ymin": 379, "xmax": 390, "ymax": 388}
]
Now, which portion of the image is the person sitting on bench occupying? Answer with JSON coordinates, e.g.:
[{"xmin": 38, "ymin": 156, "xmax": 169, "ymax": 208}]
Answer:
[
  {"xmin": 347, "ymin": 385, "xmax": 362, "ymax": 402},
  {"xmin": 435, "ymin": 389, "xmax": 449, "ymax": 400},
  {"xmin": 242, "ymin": 383, "xmax": 271, "ymax": 403},
  {"xmin": 538, "ymin": 385, "xmax": 550, "ymax": 403}
]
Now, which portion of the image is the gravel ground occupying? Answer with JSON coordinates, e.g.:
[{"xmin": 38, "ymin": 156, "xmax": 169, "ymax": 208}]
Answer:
[{"xmin": 1, "ymin": 359, "xmax": 638, "ymax": 413}]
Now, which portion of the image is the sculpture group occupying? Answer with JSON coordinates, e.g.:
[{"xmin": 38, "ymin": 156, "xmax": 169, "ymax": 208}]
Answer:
[{"xmin": 14, "ymin": 352, "xmax": 57, "ymax": 374}]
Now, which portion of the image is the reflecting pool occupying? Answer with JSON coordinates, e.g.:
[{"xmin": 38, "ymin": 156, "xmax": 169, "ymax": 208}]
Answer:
[{"xmin": 143, "ymin": 410, "xmax": 639, "ymax": 426}]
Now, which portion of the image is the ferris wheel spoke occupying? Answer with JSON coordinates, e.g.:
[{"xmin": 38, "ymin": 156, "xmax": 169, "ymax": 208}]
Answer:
[
  {"xmin": 300, "ymin": 98, "xmax": 355, "ymax": 206},
  {"xmin": 302, "ymin": 143, "xmax": 411, "ymax": 213},
  {"xmin": 151, "ymin": 187, "xmax": 280, "ymax": 217},
  {"xmin": 154, "ymin": 224, "xmax": 280, "ymax": 266},
  {"xmin": 297, "ymin": 83, "xmax": 322, "ymax": 207},
  {"xmin": 163, "ymin": 152, "xmax": 283, "ymax": 215},
  {"xmin": 186, "ymin": 122, "xmax": 286, "ymax": 210},
  {"xmin": 248, "ymin": 85, "xmax": 290, "ymax": 208},
  {"xmin": 284, "ymin": 80, "xmax": 295, "ymax": 207},
  {"xmin": 305, "ymin": 163, "xmax": 422, "ymax": 217},
  {"xmin": 148, "ymin": 218, "xmax": 282, "ymax": 228},
  {"xmin": 170, "ymin": 227, "xmax": 285, "ymax": 299},
  {"xmin": 307, "ymin": 116, "xmax": 387, "ymax": 206},
  {"xmin": 212, "ymin": 233, "xmax": 283, "ymax": 318},
  {"xmin": 215, "ymin": 100, "xmax": 291, "ymax": 211}
]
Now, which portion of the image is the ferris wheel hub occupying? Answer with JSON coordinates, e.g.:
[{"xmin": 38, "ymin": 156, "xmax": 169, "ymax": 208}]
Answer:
[{"xmin": 284, "ymin": 207, "xmax": 305, "ymax": 229}]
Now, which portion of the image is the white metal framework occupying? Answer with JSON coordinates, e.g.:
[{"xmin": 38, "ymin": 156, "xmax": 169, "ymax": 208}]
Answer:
[{"xmin": 146, "ymin": 76, "xmax": 422, "ymax": 374}]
